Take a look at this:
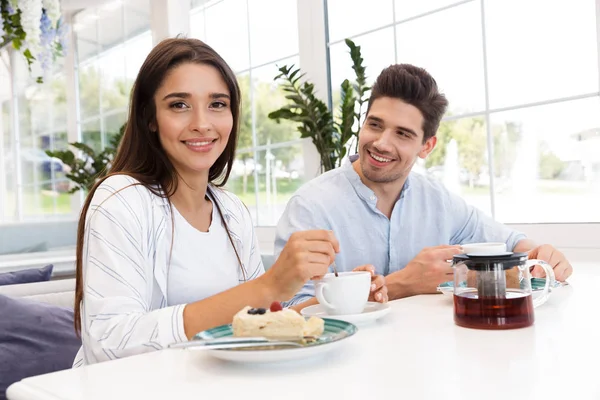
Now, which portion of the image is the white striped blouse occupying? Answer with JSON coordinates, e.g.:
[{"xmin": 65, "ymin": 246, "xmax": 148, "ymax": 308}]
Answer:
[{"xmin": 72, "ymin": 174, "xmax": 264, "ymax": 366}]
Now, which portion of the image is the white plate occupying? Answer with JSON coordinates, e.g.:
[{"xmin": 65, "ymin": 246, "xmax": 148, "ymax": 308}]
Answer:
[
  {"xmin": 301, "ymin": 302, "xmax": 391, "ymax": 326},
  {"xmin": 193, "ymin": 318, "xmax": 357, "ymax": 364}
]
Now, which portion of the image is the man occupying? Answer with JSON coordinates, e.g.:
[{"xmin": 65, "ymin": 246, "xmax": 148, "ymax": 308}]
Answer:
[{"xmin": 275, "ymin": 63, "xmax": 573, "ymax": 306}]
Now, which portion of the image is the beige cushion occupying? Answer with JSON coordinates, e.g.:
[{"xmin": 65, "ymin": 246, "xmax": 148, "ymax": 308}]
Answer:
[
  {"xmin": 0, "ymin": 279, "xmax": 75, "ymax": 309},
  {"xmin": 24, "ymin": 291, "xmax": 75, "ymax": 309}
]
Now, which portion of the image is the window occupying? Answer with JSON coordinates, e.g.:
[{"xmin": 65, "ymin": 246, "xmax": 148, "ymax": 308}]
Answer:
[
  {"xmin": 0, "ymin": 60, "xmax": 12, "ymax": 221},
  {"xmin": 485, "ymin": 0, "xmax": 598, "ymax": 108},
  {"xmin": 420, "ymin": 116, "xmax": 493, "ymax": 216},
  {"xmin": 325, "ymin": 0, "xmax": 600, "ymax": 223},
  {"xmin": 248, "ymin": 0, "xmax": 299, "ymax": 67},
  {"xmin": 2, "ymin": 0, "xmax": 597, "ymax": 228},
  {"xmin": 0, "ymin": 49, "xmax": 70, "ymax": 222},
  {"xmin": 328, "ymin": 27, "xmax": 396, "ymax": 101},
  {"xmin": 491, "ymin": 97, "xmax": 600, "ymax": 223},
  {"xmin": 19, "ymin": 74, "xmax": 70, "ymax": 218},
  {"xmin": 191, "ymin": 0, "xmax": 302, "ymax": 226},
  {"xmin": 326, "ymin": 0, "xmax": 394, "ymax": 43},
  {"xmin": 0, "ymin": 0, "xmax": 152, "ymax": 223},
  {"xmin": 395, "ymin": 0, "xmax": 466, "ymax": 20},
  {"xmin": 395, "ymin": 1, "xmax": 485, "ymax": 114},
  {"xmin": 75, "ymin": 0, "xmax": 151, "ymax": 155}
]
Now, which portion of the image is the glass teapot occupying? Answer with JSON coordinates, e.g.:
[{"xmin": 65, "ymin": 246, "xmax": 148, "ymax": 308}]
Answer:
[{"xmin": 452, "ymin": 252, "xmax": 556, "ymax": 330}]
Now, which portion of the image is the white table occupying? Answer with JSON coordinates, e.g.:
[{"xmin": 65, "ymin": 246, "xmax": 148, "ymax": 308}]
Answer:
[{"xmin": 8, "ymin": 263, "xmax": 600, "ymax": 400}]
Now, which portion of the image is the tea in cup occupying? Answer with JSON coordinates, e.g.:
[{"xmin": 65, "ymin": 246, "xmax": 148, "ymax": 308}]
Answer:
[{"xmin": 314, "ymin": 271, "xmax": 371, "ymax": 315}]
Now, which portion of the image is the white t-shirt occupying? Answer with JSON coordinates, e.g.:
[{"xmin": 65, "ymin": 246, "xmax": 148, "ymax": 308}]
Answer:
[{"xmin": 166, "ymin": 200, "xmax": 242, "ymax": 306}]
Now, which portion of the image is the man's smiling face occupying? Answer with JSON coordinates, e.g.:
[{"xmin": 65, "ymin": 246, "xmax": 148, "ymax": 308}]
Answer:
[{"xmin": 357, "ymin": 96, "xmax": 436, "ymax": 185}]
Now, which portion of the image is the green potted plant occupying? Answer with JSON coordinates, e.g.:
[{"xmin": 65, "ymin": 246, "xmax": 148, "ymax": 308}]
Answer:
[
  {"xmin": 45, "ymin": 122, "xmax": 125, "ymax": 193},
  {"xmin": 268, "ymin": 39, "xmax": 370, "ymax": 172}
]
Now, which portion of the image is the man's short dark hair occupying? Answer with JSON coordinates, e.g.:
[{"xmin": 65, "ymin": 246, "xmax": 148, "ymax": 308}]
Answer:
[{"xmin": 366, "ymin": 64, "xmax": 449, "ymax": 142}]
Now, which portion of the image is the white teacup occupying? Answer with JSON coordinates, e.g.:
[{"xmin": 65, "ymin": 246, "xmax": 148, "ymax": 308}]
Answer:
[
  {"xmin": 462, "ymin": 242, "xmax": 507, "ymax": 255},
  {"xmin": 314, "ymin": 271, "xmax": 371, "ymax": 315}
]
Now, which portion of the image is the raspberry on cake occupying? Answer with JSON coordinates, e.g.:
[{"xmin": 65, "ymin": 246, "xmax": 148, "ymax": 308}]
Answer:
[{"xmin": 232, "ymin": 302, "xmax": 324, "ymax": 339}]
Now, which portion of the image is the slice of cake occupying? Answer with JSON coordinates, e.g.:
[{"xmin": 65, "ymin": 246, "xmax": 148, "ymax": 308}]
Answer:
[{"xmin": 232, "ymin": 302, "xmax": 324, "ymax": 339}]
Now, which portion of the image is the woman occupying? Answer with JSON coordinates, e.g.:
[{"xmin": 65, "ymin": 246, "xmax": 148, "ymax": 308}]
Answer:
[{"xmin": 73, "ymin": 38, "xmax": 386, "ymax": 366}]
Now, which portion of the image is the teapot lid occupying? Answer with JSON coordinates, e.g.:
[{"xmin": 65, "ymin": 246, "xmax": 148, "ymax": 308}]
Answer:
[{"xmin": 453, "ymin": 252, "xmax": 528, "ymax": 270}]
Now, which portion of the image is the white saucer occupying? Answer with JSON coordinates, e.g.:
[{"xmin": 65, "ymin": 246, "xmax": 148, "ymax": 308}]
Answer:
[
  {"xmin": 465, "ymin": 251, "xmax": 514, "ymax": 257},
  {"xmin": 301, "ymin": 302, "xmax": 391, "ymax": 326}
]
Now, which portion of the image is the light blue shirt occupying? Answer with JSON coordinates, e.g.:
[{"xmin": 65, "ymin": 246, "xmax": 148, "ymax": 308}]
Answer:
[{"xmin": 274, "ymin": 157, "xmax": 526, "ymax": 305}]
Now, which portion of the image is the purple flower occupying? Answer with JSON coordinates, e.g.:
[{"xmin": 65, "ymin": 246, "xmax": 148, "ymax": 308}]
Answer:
[
  {"xmin": 6, "ymin": 4, "xmax": 16, "ymax": 15},
  {"xmin": 40, "ymin": 11, "xmax": 54, "ymax": 46},
  {"xmin": 37, "ymin": 11, "xmax": 54, "ymax": 72}
]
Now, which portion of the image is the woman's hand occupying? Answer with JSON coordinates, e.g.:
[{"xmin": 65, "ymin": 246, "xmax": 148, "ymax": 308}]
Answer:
[{"xmin": 262, "ymin": 230, "xmax": 339, "ymax": 301}]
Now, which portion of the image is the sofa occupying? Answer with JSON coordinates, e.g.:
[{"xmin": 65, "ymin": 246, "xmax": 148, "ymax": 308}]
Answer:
[{"xmin": 0, "ymin": 278, "xmax": 79, "ymax": 400}]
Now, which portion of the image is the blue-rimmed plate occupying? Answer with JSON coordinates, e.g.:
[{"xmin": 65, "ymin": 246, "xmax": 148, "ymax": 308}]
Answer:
[
  {"xmin": 192, "ymin": 318, "xmax": 357, "ymax": 363},
  {"xmin": 437, "ymin": 278, "xmax": 565, "ymax": 296}
]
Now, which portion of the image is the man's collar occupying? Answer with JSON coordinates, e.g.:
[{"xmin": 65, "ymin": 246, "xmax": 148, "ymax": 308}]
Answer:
[{"xmin": 343, "ymin": 154, "xmax": 411, "ymax": 203}]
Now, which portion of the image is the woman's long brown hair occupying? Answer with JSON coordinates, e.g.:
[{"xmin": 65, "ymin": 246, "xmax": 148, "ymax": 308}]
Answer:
[{"xmin": 74, "ymin": 38, "xmax": 242, "ymax": 335}]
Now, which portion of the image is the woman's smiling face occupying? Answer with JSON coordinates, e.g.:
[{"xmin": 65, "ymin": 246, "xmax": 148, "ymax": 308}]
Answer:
[{"xmin": 153, "ymin": 62, "xmax": 233, "ymax": 176}]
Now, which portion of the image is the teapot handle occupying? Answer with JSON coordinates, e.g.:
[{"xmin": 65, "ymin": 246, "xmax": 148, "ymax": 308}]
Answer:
[{"xmin": 526, "ymin": 259, "xmax": 556, "ymax": 308}]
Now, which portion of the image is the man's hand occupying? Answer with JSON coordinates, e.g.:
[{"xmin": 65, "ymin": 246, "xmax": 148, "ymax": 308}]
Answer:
[
  {"xmin": 353, "ymin": 265, "xmax": 387, "ymax": 303},
  {"xmin": 527, "ymin": 244, "xmax": 573, "ymax": 282},
  {"xmin": 386, "ymin": 245, "xmax": 463, "ymax": 300}
]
